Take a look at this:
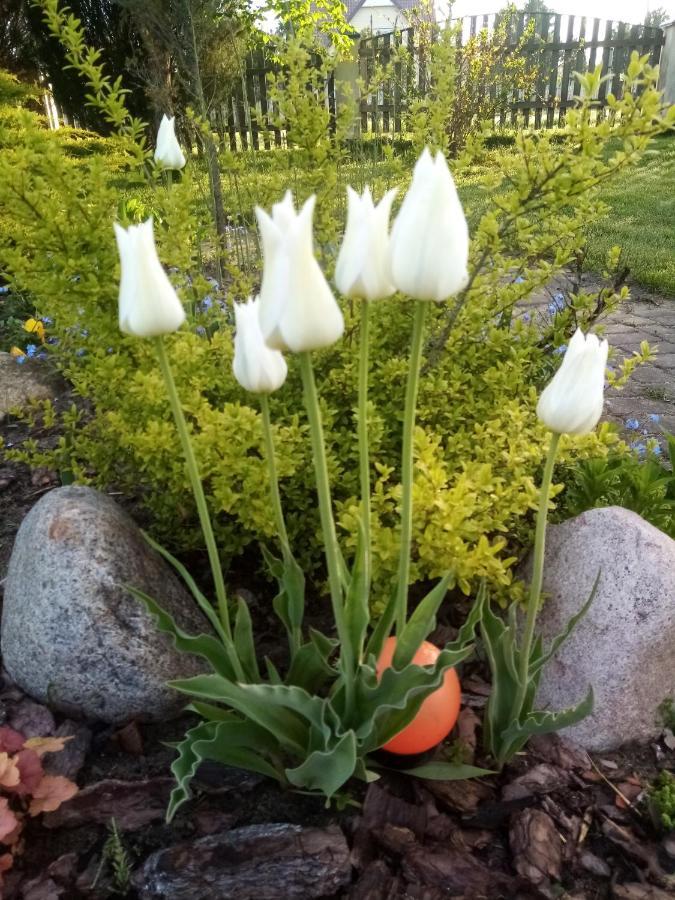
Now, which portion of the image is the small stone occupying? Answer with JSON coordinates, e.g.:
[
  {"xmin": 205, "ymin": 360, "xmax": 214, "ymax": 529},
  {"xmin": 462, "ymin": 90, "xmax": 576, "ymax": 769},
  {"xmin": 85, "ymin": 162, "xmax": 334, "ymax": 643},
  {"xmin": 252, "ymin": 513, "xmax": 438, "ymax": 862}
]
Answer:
[
  {"xmin": 7, "ymin": 698, "xmax": 55, "ymax": 738},
  {"xmin": 529, "ymin": 508, "xmax": 675, "ymax": 751},
  {"xmin": 134, "ymin": 823, "xmax": 351, "ymax": 899},
  {"xmin": 42, "ymin": 720, "xmax": 92, "ymax": 781},
  {"xmin": 0, "ymin": 352, "xmax": 63, "ymax": 423},
  {"xmin": 1, "ymin": 486, "xmax": 209, "ymax": 723}
]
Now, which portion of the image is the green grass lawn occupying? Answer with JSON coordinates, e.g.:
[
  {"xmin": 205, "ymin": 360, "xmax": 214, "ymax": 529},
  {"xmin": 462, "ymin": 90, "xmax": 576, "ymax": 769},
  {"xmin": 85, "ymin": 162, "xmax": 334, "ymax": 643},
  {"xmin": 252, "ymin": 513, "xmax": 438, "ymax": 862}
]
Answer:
[{"xmin": 588, "ymin": 133, "xmax": 675, "ymax": 296}]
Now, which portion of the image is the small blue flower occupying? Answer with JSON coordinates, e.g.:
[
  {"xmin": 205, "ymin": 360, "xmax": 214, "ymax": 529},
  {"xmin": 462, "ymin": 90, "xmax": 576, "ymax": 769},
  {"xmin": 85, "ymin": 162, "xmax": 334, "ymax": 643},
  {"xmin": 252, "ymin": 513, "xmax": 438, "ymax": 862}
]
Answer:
[
  {"xmin": 648, "ymin": 413, "xmax": 662, "ymax": 423},
  {"xmin": 200, "ymin": 296, "xmax": 214, "ymax": 312},
  {"xmin": 195, "ymin": 326, "xmax": 207, "ymax": 337},
  {"xmin": 15, "ymin": 355, "xmax": 26, "ymax": 365},
  {"xmin": 653, "ymin": 444, "xmax": 662, "ymax": 456},
  {"xmin": 76, "ymin": 348, "xmax": 86, "ymax": 357},
  {"xmin": 522, "ymin": 312, "xmax": 532, "ymax": 323},
  {"xmin": 206, "ymin": 277, "xmax": 220, "ymax": 289},
  {"xmin": 514, "ymin": 275, "xmax": 525, "ymax": 284},
  {"xmin": 553, "ymin": 344, "xmax": 567, "ymax": 356},
  {"xmin": 37, "ymin": 351, "xmax": 48, "ymax": 360},
  {"xmin": 547, "ymin": 293, "xmax": 566, "ymax": 315},
  {"xmin": 25, "ymin": 344, "xmax": 38, "ymax": 358},
  {"xmin": 41, "ymin": 316, "xmax": 53, "ymax": 326},
  {"xmin": 625, "ymin": 418, "xmax": 640, "ymax": 431},
  {"xmin": 631, "ymin": 441, "xmax": 647, "ymax": 456},
  {"xmin": 47, "ymin": 337, "xmax": 59, "ymax": 346},
  {"xmin": 106, "ymin": 347, "xmax": 114, "ymax": 354},
  {"xmin": 0, "ymin": 286, "xmax": 10, "ymax": 295},
  {"xmin": 80, "ymin": 328, "xmax": 89, "ymax": 337}
]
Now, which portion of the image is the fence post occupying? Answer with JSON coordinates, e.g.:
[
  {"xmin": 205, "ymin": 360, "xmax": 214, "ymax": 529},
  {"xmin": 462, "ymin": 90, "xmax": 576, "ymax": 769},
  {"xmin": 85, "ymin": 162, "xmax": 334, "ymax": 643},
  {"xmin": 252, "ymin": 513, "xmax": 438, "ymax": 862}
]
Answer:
[
  {"xmin": 658, "ymin": 20, "xmax": 675, "ymax": 106},
  {"xmin": 335, "ymin": 46, "xmax": 361, "ymax": 138}
]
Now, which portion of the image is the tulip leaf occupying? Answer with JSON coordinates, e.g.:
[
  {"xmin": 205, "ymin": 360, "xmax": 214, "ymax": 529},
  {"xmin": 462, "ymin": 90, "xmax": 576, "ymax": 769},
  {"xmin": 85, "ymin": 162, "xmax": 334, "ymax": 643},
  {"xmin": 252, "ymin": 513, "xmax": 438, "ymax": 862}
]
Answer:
[
  {"xmin": 355, "ymin": 647, "xmax": 474, "ymax": 752},
  {"xmin": 169, "ymin": 674, "xmax": 310, "ymax": 754},
  {"xmin": 480, "ymin": 597, "xmax": 520, "ymax": 761},
  {"xmin": 141, "ymin": 530, "xmax": 223, "ymax": 638},
  {"xmin": 344, "ymin": 518, "xmax": 370, "ymax": 666},
  {"xmin": 364, "ymin": 582, "xmax": 398, "ymax": 662},
  {"xmin": 261, "ymin": 544, "xmax": 306, "ymax": 653},
  {"xmin": 500, "ymin": 687, "xmax": 594, "ymax": 752},
  {"xmin": 285, "ymin": 730, "xmax": 358, "ymax": 797},
  {"xmin": 126, "ymin": 585, "xmax": 236, "ymax": 680},
  {"xmin": 168, "ymin": 718, "xmax": 283, "ymax": 821},
  {"xmin": 286, "ymin": 629, "xmax": 338, "ymax": 691},
  {"xmin": 530, "ymin": 570, "xmax": 600, "ymax": 677},
  {"xmin": 234, "ymin": 596, "xmax": 260, "ymax": 682},
  {"xmin": 393, "ymin": 573, "xmax": 452, "ymax": 669},
  {"xmin": 393, "ymin": 762, "xmax": 495, "ymax": 781}
]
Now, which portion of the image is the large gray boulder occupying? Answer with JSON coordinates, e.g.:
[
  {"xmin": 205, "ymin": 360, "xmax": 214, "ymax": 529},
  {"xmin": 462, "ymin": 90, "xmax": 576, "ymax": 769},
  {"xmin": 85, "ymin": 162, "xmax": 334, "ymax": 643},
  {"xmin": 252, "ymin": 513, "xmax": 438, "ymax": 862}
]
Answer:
[
  {"xmin": 1, "ymin": 486, "xmax": 209, "ymax": 723},
  {"xmin": 533, "ymin": 506, "xmax": 675, "ymax": 751},
  {"xmin": 0, "ymin": 352, "xmax": 62, "ymax": 422}
]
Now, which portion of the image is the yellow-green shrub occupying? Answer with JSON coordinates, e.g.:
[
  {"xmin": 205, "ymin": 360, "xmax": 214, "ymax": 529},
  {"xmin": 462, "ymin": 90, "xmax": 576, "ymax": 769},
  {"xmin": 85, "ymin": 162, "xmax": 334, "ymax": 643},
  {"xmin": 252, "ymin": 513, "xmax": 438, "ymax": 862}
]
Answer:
[{"xmin": 0, "ymin": 44, "xmax": 669, "ymax": 605}]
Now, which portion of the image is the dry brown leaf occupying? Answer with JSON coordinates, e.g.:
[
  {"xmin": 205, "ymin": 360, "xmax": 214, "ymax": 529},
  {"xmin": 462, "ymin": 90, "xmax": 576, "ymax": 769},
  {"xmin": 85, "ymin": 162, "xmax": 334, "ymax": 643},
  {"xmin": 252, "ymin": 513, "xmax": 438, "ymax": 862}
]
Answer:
[
  {"xmin": 0, "ymin": 753, "xmax": 20, "ymax": 789},
  {"xmin": 28, "ymin": 775, "xmax": 78, "ymax": 816},
  {"xmin": 0, "ymin": 798, "xmax": 19, "ymax": 843},
  {"xmin": 24, "ymin": 736, "xmax": 72, "ymax": 758}
]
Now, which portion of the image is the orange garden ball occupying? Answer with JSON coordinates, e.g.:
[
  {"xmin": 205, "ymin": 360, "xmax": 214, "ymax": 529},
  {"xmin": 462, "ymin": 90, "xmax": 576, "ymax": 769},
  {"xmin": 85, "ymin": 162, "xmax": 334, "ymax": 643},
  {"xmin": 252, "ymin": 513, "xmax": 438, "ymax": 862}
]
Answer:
[{"xmin": 376, "ymin": 637, "xmax": 462, "ymax": 755}]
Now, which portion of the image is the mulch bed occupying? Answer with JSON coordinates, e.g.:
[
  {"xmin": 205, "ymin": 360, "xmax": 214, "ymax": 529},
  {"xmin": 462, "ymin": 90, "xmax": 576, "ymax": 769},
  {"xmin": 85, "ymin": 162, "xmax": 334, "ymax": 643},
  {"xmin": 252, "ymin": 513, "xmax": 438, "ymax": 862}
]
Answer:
[{"xmin": 1, "ymin": 669, "xmax": 674, "ymax": 900}]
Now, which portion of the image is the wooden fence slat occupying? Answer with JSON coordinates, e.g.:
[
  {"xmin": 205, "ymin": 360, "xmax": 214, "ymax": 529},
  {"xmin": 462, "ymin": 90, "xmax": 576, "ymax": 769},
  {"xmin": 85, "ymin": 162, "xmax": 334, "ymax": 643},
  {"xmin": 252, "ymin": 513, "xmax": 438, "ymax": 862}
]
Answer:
[
  {"xmin": 611, "ymin": 21, "xmax": 627, "ymax": 98},
  {"xmin": 546, "ymin": 13, "xmax": 561, "ymax": 127}
]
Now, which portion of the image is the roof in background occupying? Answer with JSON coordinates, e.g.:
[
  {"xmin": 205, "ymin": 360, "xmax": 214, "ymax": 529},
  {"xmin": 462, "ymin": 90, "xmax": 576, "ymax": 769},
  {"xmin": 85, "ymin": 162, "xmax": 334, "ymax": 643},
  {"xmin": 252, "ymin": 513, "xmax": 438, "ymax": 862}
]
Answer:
[{"xmin": 345, "ymin": 0, "xmax": 425, "ymax": 22}]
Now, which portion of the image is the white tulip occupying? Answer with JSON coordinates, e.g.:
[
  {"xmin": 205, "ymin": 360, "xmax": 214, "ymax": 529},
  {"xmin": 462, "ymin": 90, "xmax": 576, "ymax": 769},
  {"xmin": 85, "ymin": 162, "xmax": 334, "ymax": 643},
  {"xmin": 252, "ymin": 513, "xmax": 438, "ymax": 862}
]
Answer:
[
  {"xmin": 537, "ymin": 329, "xmax": 609, "ymax": 435},
  {"xmin": 255, "ymin": 192, "xmax": 344, "ymax": 353},
  {"xmin": 154, "ymin": 115, "xmax": 186, "ymax": 171},
  {"xmin": 388, "ymin": 148, "xmax": 469, "ymax": 302},
  {"xmin": 335, "ymin": 186, "xmax": 397, "ymax": 301},
  {"xmin": 232, "ymin": 297, "xmax": 288, "ymax": 394},
  {"xmin": 113, "ymin": 218, "xmax": 186, "ymax": 338}
]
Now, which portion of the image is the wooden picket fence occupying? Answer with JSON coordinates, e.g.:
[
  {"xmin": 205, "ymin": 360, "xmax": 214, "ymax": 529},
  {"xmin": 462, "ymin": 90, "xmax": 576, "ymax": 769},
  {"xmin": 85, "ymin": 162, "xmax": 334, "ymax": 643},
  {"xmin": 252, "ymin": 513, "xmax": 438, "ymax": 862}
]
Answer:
[{"xmin": 212, "ymin": 13, "xmax": 665, "ymax": 149}]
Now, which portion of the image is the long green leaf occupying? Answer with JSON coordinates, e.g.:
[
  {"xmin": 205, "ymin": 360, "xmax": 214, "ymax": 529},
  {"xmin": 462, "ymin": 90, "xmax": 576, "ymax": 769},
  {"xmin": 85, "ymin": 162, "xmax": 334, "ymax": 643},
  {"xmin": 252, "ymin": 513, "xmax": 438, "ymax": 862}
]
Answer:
[
  {"xmin": 393, "ymin": 573, "xmax": 452, "ymax": 669},
  {"xmin": 395, "ymin": 762, "xmax": 494, "ymax": 780},
  {"xmin": 530, "ymin": 570, "xmax": 600, "ymax": 676},
  {"xmin": 286, "ymin": 629, "xmax": 338, "ymax": 691},
  {"xmin": 285, "ymin": 730, "xmax": 357, "ymax": 797},
  {"xmin": 261, "ymin": 544, "xmax": 306, "ymax": 653},
  {"xmin": 167, "ymin": 718, "xmax": 282, "ymax": 822},
  {"xmin": 500, "ymin": 686, "xmax": 594, "ymax": 753},
  {"xmin": 169, "ymin": 674, "xmax": 310, "ymax": 754},
  {"xmin": 141, "ymin": 530, "xmax": 224, "ymax": 639},
  {"xmin": 126, "ymin": 585, "xmax": 236, "ymax": 680},
  {"xmin": 234, "ymin": 596, "xmax": 260, "ymax": 682},
  {"xmin": 343, "ymin": 518, "xmax": 370, "ymax": 667}
]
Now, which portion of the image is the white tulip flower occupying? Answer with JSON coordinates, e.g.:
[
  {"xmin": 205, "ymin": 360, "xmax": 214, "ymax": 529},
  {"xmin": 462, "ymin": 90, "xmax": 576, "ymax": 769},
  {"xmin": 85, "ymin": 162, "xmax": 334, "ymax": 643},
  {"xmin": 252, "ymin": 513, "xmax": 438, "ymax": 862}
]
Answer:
[
  {"xmin": 113, "ymin": 218, "xmax": 186, "ymax": 338},
  {"xmin": 388, "ymin": 148, "xmax": 469, "ymax": 302},
  {"xmin": 537, "ymin": 329, "xmax": 609, "ymax": 435},
  {"xmin": 255, "ymin": 192, "xmax": 344, "ymax": 353},
  {"xmin": 335, "ymin": 186, "xmax": 397, "ymax": 301},
  {"xmin": 154, "ymin": 115, "xmax": 186, "ymax": 171},
  {"xmin": 232, "ymin": 297, "xmax": 288, "ymax": 394}
]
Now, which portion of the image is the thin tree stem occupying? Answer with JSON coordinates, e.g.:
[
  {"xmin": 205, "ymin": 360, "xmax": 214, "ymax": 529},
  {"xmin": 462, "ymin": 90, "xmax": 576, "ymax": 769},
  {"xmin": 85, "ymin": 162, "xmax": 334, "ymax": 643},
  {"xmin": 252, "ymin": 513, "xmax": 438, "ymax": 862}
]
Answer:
[{"xmin": 394, "ymin": 301, "xmax": 428, "ymax": 636}]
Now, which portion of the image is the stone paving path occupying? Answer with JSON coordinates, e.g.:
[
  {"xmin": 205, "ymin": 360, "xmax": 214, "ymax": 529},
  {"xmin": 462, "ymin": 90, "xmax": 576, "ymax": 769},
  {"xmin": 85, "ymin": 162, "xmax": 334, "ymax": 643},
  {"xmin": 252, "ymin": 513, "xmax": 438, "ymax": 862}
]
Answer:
[{"xmin": 524, "ymin": 274, "xmax": 675, "ymax": 450}]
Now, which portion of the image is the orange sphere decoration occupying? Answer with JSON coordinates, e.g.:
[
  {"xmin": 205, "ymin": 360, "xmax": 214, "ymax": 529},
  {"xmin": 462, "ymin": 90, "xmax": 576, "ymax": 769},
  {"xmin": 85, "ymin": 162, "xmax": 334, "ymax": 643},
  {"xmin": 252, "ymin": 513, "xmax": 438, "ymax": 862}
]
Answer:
[{"xmin": 376, "ymin": 637, "xmax": 461, "ymax": 755}]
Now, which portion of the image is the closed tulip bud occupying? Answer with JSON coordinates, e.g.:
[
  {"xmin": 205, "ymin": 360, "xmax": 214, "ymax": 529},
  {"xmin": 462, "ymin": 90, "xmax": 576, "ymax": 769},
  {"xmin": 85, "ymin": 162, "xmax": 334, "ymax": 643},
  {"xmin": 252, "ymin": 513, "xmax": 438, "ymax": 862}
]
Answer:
[
  {"xmin": 154, "ymin": 115, "xmax": 186, "ymax": 171},
  {"xmin": 255, "ymin": 192, "xmax": 344, "ymax": 352},
  {"xmin": 335, "ymin": 186, "xmax": 397, "ymax": 301},
  {"xmin": 537, "ymin": 328, "xmax": 609, "ymax": 435},
  {"xmin": 113, "ymin": 219, "xmax": 186, "ymax": 338},
  {"xmin": 232, "ymin": 297, "xmax": 288, "ymax": 394},
  {"xmin": 389, "ymin": 148, "xmax": 469, "ymax": 302}
]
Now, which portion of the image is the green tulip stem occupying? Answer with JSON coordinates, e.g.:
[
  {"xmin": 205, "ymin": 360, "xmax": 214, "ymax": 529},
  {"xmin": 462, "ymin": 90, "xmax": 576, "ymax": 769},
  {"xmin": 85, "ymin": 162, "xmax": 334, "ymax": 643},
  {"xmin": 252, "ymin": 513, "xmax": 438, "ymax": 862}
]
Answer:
[
  {"xmin": 298, "ymin": 352, "xmax": 353, "ymax": 704},
  {"xmin": 394, "ymin": 301, "xmax": 428, "ymax": 636},
  {"xmin": 259, "ymin": 393, "xmax": 299, "ymax": 655},
  {"xmin": 155, "ymin": 337, "xmax": 240, "ymax": 672},
  {"xmin": 511, "ymin": 429, "xmax": 561, "ymax": 721},
  {"xmin": 358, "ymin": 299, "xmax": 372, "ymax": 607}
]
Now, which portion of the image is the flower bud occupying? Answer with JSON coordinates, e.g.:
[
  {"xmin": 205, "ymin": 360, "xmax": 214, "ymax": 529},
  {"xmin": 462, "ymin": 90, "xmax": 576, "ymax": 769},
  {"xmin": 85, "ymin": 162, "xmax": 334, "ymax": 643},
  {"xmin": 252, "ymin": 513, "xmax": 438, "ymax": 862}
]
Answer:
[
  {"xmin": 232, "ymin": 297, "xmax": 288, "ymax": 394},
  {"xmin": 113, "ymin": 219, "xmax": 186, "ymax": 338},
  {"xmin": 389, "ymin": 149, "xmax": 469, "ymax": 302},
  {"xmin": 154, "ymin": 115, "xmax": 186, "ymax": 171},
  {"xmin": 255, "ymin": 192, "xmax": 344, "ymax": 352},
  {"xmin": 537, "ymin": 329, "xmax": 609, "ymax": 435},
  {"xmin": 335, "ymin": 186, "xmax": 397, "ymax": 301}
]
